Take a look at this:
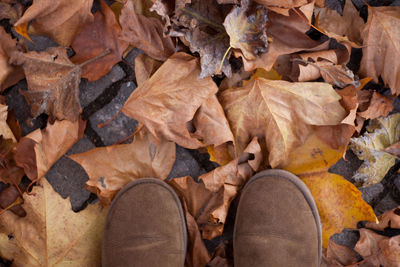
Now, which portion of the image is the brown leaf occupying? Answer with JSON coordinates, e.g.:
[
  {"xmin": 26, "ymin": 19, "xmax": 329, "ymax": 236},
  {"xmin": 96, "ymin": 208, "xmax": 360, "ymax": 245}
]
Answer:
[
  {"xmin": 122, "ymin": 52, "xmax": 233, "ymax": 150},
  {"xmin": 223, "ymin": 0, "xmax": 268, "ymax": 61},
  {"xmin": 325, "ymin": 239, "xmax": 359, "ymax": 266},
  {"xmin": 0, "ymin": 27, "xmax": 24, "ymax": 92},
  {"xmin": 0, "ymin": 2, "xmax": 22, "ymax": 24},
  {"xmin": 254, "ymin": 0, "xmax": 310, "ymax": 16},
  {"xmin": 71, "ymin": 0, "xmax": 129, "ymax": 81},
  {"xmin": 119, "ymin": 0, "xmax": 175, "ymax": 61},
  {"xmin": 14, "ymin": 0, "xmax": 94, "ymax": 46},
  {"xmin": 0, "ymin": 136, "xmax": 25, "ymax": 185},
  {"xmin": 10, "ymin": 47, "xmax": 83, "ymax": 122},
  {"xmin": 0, "ymin": 185, "xmax": 25, "ymax": 217},
  {"xmin": 316, "ymin": 0, "xmax": 364, "ymax": 46},
  {"xmin": 0, "ymin": 178, "xmax": 108, "ymax": 266},
  {"xmin": 69, "ymin": 128, "xmax": 175, "ymax": 205},
  {"xmin": 365, "ymin": 206, "xmax": 400, "ymax": 231},
  {"xmin": 20, "ymin": 118, "xmax": 86, "ymax": 180},
  {"xmin": 166, "ymin": 0, "xmax": 232, "ymax": 77},
  {"xmin": 134, "ymin": 53, "xmax": 162, "ymax": 86},
  {"xmin": 359, "ymin": 6, "xmax": 400, "ymax": 95},
  {"xmin": 357, "ymin": 92, "xmax": 394, "ymax": 120},
  {"xmin": 238, "ymin": 4, "xmax": 329, "ymax": 72},
  {"xmin": 220, "ymin": 78, "xmax": 346, "ymax": 167}
]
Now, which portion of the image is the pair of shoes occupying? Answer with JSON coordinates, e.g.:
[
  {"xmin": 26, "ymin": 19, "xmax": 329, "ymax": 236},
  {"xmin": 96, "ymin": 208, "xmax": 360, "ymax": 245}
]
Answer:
[{"xmin": 102, "ymin": 170, "xmax": 322, "ymax": 267}]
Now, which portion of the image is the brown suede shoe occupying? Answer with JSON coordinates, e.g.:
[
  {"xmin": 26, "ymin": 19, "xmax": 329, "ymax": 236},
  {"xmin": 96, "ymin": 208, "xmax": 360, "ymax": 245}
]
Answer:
[
  {"xmin": 102, "ymin": 178, "xmax": 187, "ymax": 267},
  {"xmin": 234, "ymin": 169, "xmax": 322, "ymax": 267}
]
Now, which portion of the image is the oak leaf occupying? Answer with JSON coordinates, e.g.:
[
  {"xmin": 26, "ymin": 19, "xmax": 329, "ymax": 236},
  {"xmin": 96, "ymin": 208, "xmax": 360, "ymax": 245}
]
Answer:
[
  {"xmin": 282, "ymin": 133, "xmax": 377, "ymax": 247},
  {"xmin": 359, "ymin": 6, "xmax": 400, "ymax": 95},
  {"xmin": 350, "ymin": 113, "xmax": 400, "ymax": 186},
  {"xmin": 69, "ymin": 128, "xmax": 176, "ymax": 205},
  {"xmin": 122, "ymin": 52, "xmax": 233, "ymax": 150},
  {"xmin": 14, "ymin": 0, "xmax": 94, "ymax": 46},
  {"xmin": 220, "ymin": 78, "xmax": 346, "ymax": 168},
  {"xmin": 0, "ymin": 178, "xmax": 108, "ymax": 266},
  {"xmin": 71, "ymin": 0, "xmax": 129, "ymax": 82},
  {"xmin": 119, "ymin": 0, "xmax": 175, "ymax": 61},
  {"xmin": 10, "ymin": 47, "xmax": 82, "ymax": 122},
  {"xmin": 223, "ymin": 0, "xmax": 268, "ymax": 61}
]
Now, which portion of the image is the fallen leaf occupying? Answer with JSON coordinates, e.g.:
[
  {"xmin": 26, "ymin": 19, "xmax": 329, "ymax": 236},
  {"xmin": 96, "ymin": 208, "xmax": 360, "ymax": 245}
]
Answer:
[
  {"xmin": 0, "ymin": 178, "xmax": 108, "ymax": 266},
  {"xmin": 0, "ymin": 2, "xmax": 22, "ymax": 24},
  {"xmin": 10, "ymin": 47, "xmax": 83, "ymax": 122},
  {"xmin": 254, "ymin": 0, "xmax": 310, "ymax": 16},
  {"xmin": 365, "ymin": 206, "xmax": 400, "ymax": 231},
  {"xmin": 0, "ymin": 136, "xmax": 25, "ymax": 185},
  {"xmin": 134, "ymin": 53, "xmax": 162, "ymax": 86},
  {"xmin": 350, "ymin": 113, "xmax": 400, "ymax": 186},
  {"xmin": 14, "ymin": 0, "xmax": 94, "ymax": 46},
  {"xmin": 0, "ymin": 104, "xmax": 17, "ymax": 142},
  {"xmin": 19, "ymin": 118, "xmax": 86, "ymax": 181},
  {"xmin": 69, "ymin": 128, "xmax": 175, "ymax": 205},
  {"xmin": 0, "ymin": 185, "xmax": 26, "ymax": 217},
  {"xmin": 283, "ymin": 133, "xmax": 377, "ymax": 248},
  {"xmin": 223, "ymin": 0, "xmax": 268, "ymax": 61},
  {"xmin": 316, "ymin": 0, "xmax": 364, "ymax": 46},
  {"xmin": 0, "ymin": 27, "xmax": 24, "ymax": 92},
  {"xmin": 354, "ymin": 229, "xmax": 392, "ymax": 266},
  {"xmin": 71, "ymin": 0, "xmax": 129, "ymax": 81},
  {"xmin": 357, "ymin": 91, "xmax": 394, "ymax": 120},
  {"xmin": 166, "ymin": 0, "xmax": 232, "ymax": 77},
  {"xmin": 220, "ymin": 78, "xmax": 346, "ymax": 167},
  {"xmin": 119, "ymin": 0, "xmax": 175, "ymax": 61},
  {"xmin": 122, "ymin": 52, "xmax": 233, "ymax": 150},
  {"xmin": 359, "ymin": 6, "xmax": 400, "ymax": 95},
  {"xmin": 325, "ymin": 239, "xmax": 359, "ymax": 266}
]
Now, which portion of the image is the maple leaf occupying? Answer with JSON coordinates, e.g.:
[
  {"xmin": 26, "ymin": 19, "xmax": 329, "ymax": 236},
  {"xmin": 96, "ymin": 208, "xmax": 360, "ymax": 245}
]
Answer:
[
  {"xmin": 166, "ymin": 0, "xmax": 232, "ymax": 77},
  {"xmin": 282, "ymin": 133, "xmax": 377, "ymax": 247},
  {"xmin": 71, "ymin": 0, "xmax": 129, "ymax": 82},
  {"xmin": 350, "ymin": 113, "xmax": 400, "ymax": 186},
  {"xmin": 0, "ymin": 27, "xmax": 24, "ymax": 92},
  {"xmin": 122, "ymin": 52, "xmax": 233, "ymax": 150},
  {"xmin": 69, "ymin": 128, "xmax": 175, "ymax": 205},
  {"xmin": 223, "ymin": 0, "xmax": 268, "ymax": 61},
  {"xmin": 359, "ymin": 6, "xmax": 400, "ymax": 95},
  {"xmin": 0, "ymin": 178, "xmax": 108, "ymax": 266},
  {"xmin": 10, "ymin": 47, "xmax": 82, "ymax": 122},
  {"xmin": 119, "ymin": 0, "xmax": 175, "ymax": 61},
  {"xmin": 220, "ymin": 78, "xmax": 346, "ymax": 168},
  {"xmin": 14, "ymin": 0, "xmax": 94, "ymax": 46}
]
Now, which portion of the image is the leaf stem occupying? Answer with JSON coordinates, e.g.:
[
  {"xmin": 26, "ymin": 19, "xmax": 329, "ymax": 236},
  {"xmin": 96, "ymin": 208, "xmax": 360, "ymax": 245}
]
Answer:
[
  {"xmin": 79, "ymin": 49, "xmax": 111, "ymax": 68},
  {"xmin": 216, "ymin": 45, "xmax": 232, "ymax": 75},
  {"xmin": 0, "ymin": 197, "xmax": 23, "ymax": 216}
]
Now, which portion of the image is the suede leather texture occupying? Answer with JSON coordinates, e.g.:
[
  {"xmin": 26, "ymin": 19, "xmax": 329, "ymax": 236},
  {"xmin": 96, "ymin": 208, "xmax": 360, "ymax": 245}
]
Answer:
[
  {"xmin": 234, "ymin": 173, "xmax": 320, "ymax": 267},
  {"xmin": 102, "ymin": 179, "xmax": 186, "ymax": 267}
]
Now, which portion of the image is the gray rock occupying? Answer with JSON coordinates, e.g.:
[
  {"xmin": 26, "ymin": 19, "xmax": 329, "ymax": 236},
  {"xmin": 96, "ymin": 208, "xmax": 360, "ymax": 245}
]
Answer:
[
  {"xmin": 329, "ymin": 150, "xmax": 363, "ymax": 182},
  {"xmin": 360, "ymin": 183, "xmax": 385, "ymax": 206},
  {"xmin": 168, "ymin": 145, "xmax": 207, "ymax": 179},
  {"xmin": 331, "ymin": 229, "xmax": 360, "ymax": 249},
  {"xmin": 374, "ymin": 194, "xmax": 399, "ymax": 216},
  {"xmin": 79, "ymin": 64, "xmax": 126, "ymax": 107},
  {"xmin": 124, "ymin": 48, "xmax": 142, "ymax": 66},
  {"xmin": 46, "ymin": 136, "xmax": 95, "ymax": 211},
  {"xmin": 26, "ymin": 35, "xmax": 59, "ymax": 52},
  {"xmin": 89, "ymin": 82, "xmax": 138, "ymax": 146}
]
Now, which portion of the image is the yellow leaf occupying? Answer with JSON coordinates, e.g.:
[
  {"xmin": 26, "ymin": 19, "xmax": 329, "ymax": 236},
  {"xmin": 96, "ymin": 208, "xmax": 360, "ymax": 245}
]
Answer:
[{"xmin": 283, "ymin": 133, "xmax": 377, "ymax": 248}]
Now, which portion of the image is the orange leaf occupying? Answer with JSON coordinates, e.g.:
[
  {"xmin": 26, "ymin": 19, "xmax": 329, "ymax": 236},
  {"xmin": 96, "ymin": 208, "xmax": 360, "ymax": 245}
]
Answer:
[{"xmin": 14, "ymin": 22, "xmax": 32, "ymax": 42}]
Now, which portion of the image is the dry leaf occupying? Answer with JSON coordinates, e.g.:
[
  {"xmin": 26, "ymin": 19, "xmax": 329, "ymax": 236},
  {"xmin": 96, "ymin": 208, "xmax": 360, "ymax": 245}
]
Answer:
[
  {"xmin": 0, "ymin": 185, "xmax": 26, "ymax": 217},
  {"xmin": 0, "ymin": 178, "xmax": 108, "ymax": 266},
  {"xmin": 19, "ymin": 118, "xmax": 86, "ymax": 181},
  {"xmin": 10, "ymin": 47, "xmax": 82, "ymax": 122},
  {"xmin": 316, "ymin": 0, "xmax": 364, "ymax": 46},
  {"xmin": 350, "ymin": 113, "xmax": 400, "ymax": 186},
  {"xmin": 223, "ymin": 0, "xmax": 268, "ymax": 61},
  {"xmin": 70, "ymin": 128, "xmax": 175, "ymax": 205},
  {"xmin": 283, "ymin": 133, "xmax": 377, "ymax": 248},
  {"xmin": 359, "ymin": 6, "xmax": 400, "ymax": 95},
  {"xmin": 119, "ymin": 0, "xmax": 175, "ymax": 61},
  {"xmin": 0, "ymin": 27, "xmax": 24, "ymax": 92},
  {"xmin": 365, "ymin": 206, "xmax": 400, "ymax": 231},
  {"xmin": 254, "ymin": 0, "xmax": 309, "ymax": 16},
  {"xmin": 0, "ymin": 136, "xmax": 25, "ymax": 185},
  {"xmin": 122, "ymin": 52, "xmax": 233, "ymax": 150},
  {"xmin": 71, "ymin": 0, "xmax": 129, "ymax": 81},
  {"xmin": 221, "ymin": 78, "xmax": 346, "ymax": 168},
  {"xmin": 134, "ymin": 53, "xmax": 162, "ymax": 86},
  {"xmin": 14, "ymin": 0, "xmax": 94, "ymax": 46},
  {"xmin": 357, "ymin": 91, "xmax": 394, "ymax": 120},
  {"xmin": 325, "ymin": 239, "xmax": 359, "ymax": 266},
  {"xmin": 0, "ymin": 2, "xmax": 22, "ymax": 24}
]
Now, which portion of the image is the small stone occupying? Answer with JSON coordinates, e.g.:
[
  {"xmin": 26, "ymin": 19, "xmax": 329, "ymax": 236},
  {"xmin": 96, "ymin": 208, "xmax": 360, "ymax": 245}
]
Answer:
[
  {"xmin": 329, "ymin": 150, "xmax": 363, "ymax": 182},
  {"xmin": 360, "ymin": 183, "xmax": 385, "ymax": 206},
  {"xmin": 89, "ymin": 82, "xmax": 138, "ymax": 146},
  {"xmin": 26, "ymin": 35, "xmax": 59, "ymax": 52},
  {"xmin": 330, "ymin": 229, "xmax": 360, "ymax": 249},
  {"xmin": 124, "ymin": 48, "xmax": 142, "ymax": 66},
  {"xmin": 374, "ymin": 194, "xmax": 399, "ymax": 216},
  {"xmin": 79, "ymin": 64, "xmax": 125, "ymax": 107},
  {"xmin": 46, "ymin": 136, "xmax": 95, "ymax": 211},
  {"xmin": 168, "ymin": 145, "xmax": 207, "ymax": 179}
]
